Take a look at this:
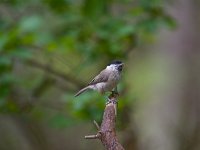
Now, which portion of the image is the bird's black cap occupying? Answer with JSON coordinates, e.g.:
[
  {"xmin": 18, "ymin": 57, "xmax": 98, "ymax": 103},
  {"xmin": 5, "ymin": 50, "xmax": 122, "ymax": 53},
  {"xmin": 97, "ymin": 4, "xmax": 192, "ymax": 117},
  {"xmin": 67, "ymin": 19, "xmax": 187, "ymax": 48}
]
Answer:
[{"xmin": 108, "ymin": 60, "xmax": 122, "ymax": 65}]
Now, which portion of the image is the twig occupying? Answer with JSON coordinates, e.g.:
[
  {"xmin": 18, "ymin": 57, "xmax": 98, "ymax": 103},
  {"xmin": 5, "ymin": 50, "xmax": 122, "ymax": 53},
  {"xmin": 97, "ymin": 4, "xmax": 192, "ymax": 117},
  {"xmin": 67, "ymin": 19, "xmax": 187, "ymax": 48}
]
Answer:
[
  {"xmin": 85, "ymin": 132, "xmax": 101, "ymax": 139},
  {"xmin": 26, "ymin": 59, "xmax": 84, "ymax": 88},
  {"xmin": 93, "ymin": 120, "xmax": 100, "ymax": 130},
  {"xmin": 85, "ymin": 93, "xmax": 125, "ymax": 150}
]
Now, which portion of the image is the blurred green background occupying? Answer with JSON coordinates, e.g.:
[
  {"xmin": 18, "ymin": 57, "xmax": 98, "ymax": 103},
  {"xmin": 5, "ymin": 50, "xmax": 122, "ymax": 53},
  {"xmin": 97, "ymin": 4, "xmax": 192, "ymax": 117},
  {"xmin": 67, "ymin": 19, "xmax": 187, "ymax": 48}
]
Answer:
[{"xmin": 0, "ymin": 0, "xmax": 200, "ymax": 150}]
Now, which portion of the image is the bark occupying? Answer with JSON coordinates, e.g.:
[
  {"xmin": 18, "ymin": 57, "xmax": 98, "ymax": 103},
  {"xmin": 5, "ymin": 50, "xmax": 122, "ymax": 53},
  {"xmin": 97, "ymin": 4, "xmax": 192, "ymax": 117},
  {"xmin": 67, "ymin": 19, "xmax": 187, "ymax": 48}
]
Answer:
[{"xmin": 85, "ymin": 94, "xmax": 125, "ymax": 150}]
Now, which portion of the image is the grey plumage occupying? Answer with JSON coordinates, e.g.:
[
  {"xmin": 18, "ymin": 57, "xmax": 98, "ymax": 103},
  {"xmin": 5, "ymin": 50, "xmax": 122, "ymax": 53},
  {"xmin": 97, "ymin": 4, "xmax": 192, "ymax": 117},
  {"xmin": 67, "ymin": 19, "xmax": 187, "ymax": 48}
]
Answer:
[
  {"xmin": 75, "ymin": 69, "xmax": 109, "ymax": 97},
  {"xmin": 74, "ymin": 86, "xmax": 92, "ymax": 97},
  {"xmin": 74, "ymin": 61, "xmax": 123, "ymax": 97},
  {"xmin": 88, "ymin": 69, "xmax": 109, "ymax": 85}
]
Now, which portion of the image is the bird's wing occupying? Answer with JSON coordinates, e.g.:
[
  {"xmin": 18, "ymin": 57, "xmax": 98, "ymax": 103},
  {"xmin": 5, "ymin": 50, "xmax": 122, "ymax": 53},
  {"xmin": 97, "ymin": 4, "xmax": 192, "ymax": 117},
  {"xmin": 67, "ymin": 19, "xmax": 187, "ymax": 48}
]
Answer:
[{"xmin": 88, "ymin": 69, "xmax": 109, "ymax": 85}]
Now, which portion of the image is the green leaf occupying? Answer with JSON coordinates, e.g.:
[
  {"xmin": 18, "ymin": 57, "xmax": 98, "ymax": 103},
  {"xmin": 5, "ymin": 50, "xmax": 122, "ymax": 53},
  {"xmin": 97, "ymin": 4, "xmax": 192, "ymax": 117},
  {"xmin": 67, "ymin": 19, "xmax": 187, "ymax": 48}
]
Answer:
[
  {"xmin": 82, "ymin": 0, "xmax": 109, "ymax": 19},
  {"xmin": 163, "ymin": 15, "xmax": 177, "ymax": 29},
  {"xmin": 0, "ymin": 73, "xmax": 15, "ymax": 84},
  {"xmin": 0, "ymin": 56, "xmax": 12, "ymax": 66},
  {"xmin": 117, "ymin": 25, "xmax": 135, "ymax": 37},
  {"xmin": 0, "ymin": 34, "xmax": 9, "ymax": 50},
  {"xmin": 9, "ymin": 48, "xmax": 32, "ymax": 59},
  {"xmin": 130, "ymin": 7, "xmax": 144, "ymax": 16},
  {"xmin": 19, "ymin": 15, "xmax": 42, "ymax": 33}
]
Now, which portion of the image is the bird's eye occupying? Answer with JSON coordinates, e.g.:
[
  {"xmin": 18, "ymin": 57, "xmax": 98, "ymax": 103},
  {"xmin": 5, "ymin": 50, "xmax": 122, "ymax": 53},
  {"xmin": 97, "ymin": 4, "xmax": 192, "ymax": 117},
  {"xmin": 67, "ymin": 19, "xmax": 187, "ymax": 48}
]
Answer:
[{"xmin": 117, "ymin": 65, "xmax": 123, "ymax": 71}]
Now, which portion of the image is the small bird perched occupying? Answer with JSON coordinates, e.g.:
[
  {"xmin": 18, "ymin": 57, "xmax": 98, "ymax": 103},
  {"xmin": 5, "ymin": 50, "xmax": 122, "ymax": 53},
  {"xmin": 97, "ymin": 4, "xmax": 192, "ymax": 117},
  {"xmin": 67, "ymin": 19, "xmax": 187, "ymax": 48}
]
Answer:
[{"xmin": 75, "ymin": 60, "xmax": 124, "ymax": 97}]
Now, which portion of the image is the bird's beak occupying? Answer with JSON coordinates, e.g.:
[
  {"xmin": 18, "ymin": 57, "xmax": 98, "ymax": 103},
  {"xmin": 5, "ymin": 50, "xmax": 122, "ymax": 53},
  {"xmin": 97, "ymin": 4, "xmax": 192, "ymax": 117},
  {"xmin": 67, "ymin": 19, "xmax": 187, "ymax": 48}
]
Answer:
[{"xmin": 119, "ymin": 63, "xmax": 124, "ymax": 67}]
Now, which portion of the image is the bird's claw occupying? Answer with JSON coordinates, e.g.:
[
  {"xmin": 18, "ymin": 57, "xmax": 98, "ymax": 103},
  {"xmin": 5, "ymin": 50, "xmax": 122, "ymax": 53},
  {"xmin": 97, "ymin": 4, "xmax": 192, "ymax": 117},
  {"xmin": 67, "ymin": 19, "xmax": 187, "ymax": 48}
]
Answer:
[
  {"xmin": 106, "ymin": 97, "xmax": 118, "ymax": 105},
  {"xmin": 111, "ymin": 90, "xmax": 119, "ymax": 97},
  {"xmin": 106, "ymin": 98, "xmax": 112, "ymax": 105}
]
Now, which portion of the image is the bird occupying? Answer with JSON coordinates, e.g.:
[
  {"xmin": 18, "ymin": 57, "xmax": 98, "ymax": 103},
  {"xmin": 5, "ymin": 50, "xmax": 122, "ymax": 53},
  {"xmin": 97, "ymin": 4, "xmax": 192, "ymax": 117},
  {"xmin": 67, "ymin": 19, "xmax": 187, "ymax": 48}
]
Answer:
[{"xmin": 75, "ymin": 60, "xmax": 124, "ymax": 97}]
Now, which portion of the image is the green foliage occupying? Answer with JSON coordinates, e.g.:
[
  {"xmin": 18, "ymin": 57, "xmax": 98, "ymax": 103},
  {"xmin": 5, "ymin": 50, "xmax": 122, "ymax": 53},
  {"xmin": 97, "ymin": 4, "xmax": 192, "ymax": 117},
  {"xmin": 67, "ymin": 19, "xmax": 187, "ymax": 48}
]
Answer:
[{"xmin": 0, "ymin": 0, "xmax": 175, "ymax": 128}]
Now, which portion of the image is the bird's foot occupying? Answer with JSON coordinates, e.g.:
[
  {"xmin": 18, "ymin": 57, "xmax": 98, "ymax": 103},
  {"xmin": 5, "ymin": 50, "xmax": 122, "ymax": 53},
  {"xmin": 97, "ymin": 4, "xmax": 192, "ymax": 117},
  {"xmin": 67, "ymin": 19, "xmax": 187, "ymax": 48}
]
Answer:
[
  {"xmin": 106, "ymin": 98, "xmax": 112, "ymax": 105},
  {"xmin": 111, "ymin": 90, "xmax": 119, "ymax": 97},
  {"xmin": 106, "ymin": 97, "xmax": 118, "ymax": 105}
]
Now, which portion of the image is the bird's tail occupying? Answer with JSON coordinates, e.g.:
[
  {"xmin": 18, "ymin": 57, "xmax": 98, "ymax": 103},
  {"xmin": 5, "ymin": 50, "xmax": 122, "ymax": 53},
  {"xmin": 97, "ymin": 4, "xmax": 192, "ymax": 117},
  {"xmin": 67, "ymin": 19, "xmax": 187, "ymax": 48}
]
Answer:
[{"xmin": 74, "ymin": 86, "xmax": 91, "ymax": 97}]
